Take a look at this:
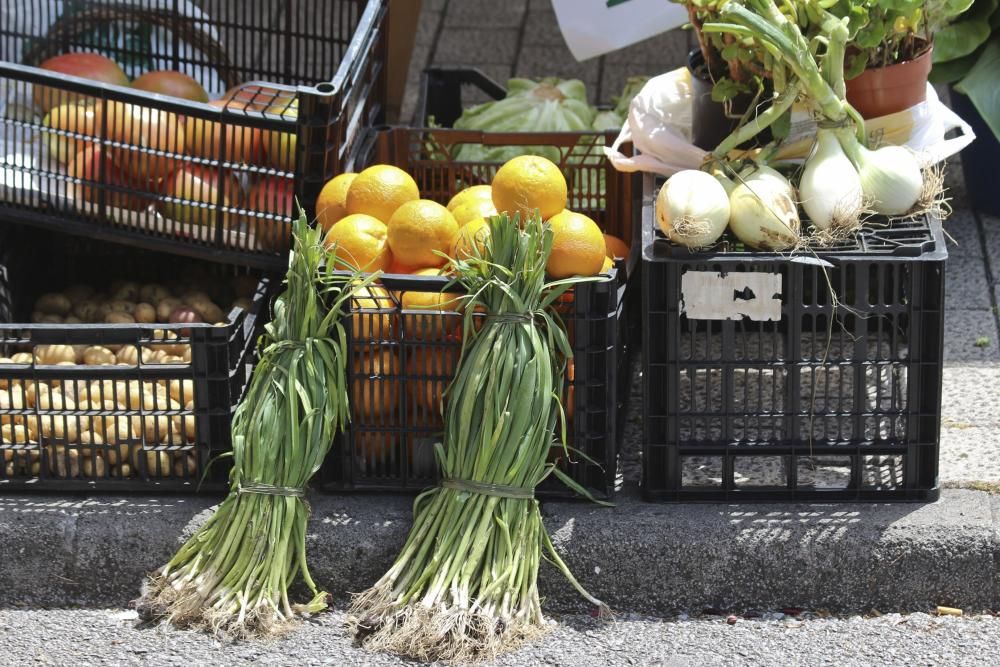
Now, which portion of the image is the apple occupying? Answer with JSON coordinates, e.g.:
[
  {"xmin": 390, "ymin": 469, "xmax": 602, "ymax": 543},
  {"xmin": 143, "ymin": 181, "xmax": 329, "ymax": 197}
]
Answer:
[
  {"xmin": 34, "ymin": 52, "xmax": 129, "ymax": 113},
  {"xmin": 65, "ymin": 145, "xmax": 143, "ymax": 210},
  {"xmin": 160, "ymin": 164, "xmax": 242, "ymax": 229},
  {"xmin": 101, "ymin": 100, "xmax": 185, "ymax": 184},
  {"xmin": 131, "ymin": 70, "xmax": 209, "ymax": 102},
  {"xmin": 246, "ymin": 175, "xmax": 294, "ymax": 251},
  {"xmin": 185, "ymin": 99, "xmax": 264, "ymax": 165},
  {"xmin": 223, "ymin": 84, "xmax": 286, "ymax": 112},
  {"xmin": 42, "ymin": 102, "xmax": 97, "ymax": 164},
  {"xmin": 263, "ymin": 98, "xmax": 298, "ymax": 172}
]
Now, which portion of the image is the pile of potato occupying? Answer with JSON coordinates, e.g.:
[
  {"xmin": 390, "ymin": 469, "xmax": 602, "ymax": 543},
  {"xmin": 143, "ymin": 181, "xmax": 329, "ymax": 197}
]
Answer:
[{"xmin": 0, "ymin": 375, "xmax": 198, "ymax": 480}]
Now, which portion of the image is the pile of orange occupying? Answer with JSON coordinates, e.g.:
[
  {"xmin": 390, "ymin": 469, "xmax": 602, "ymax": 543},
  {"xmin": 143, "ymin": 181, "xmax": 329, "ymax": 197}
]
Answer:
[{"xmin": 315, "ymin": 155, "xmax": 630, "ymax": 453}]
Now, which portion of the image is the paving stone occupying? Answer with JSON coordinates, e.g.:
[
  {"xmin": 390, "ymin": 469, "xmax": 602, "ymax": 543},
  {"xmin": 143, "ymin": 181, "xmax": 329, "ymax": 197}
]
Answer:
[
  {"xmin": 981, "ymin": 211, "xmax": 1000, "ymax": 290},
  {"xmin": 945, "ymin": 250, "xmax": 992, "ymax": 309},
  {"xmin": 415, "ymin": 5, "xmax": 443, "ymax": 48},
  {"xmin": 940, "ymin": 426, "xmax": 1000, "ymax": 483},
  {"xmin": 941, "ymin": 366, "xmax": 1000, "ymax": 428},
  {"xmin": 943, "ymin": 309, "xmax": 1000, "ymax": 362},
  {"xmin": 443, "ymin": 0, "xmax": 527, "ymax": 28},
  {"xmin": 942, "ymin": 206, "xmax": 982, "ymax": 259},
  {"xmin": 604, "ymin": 27, "xmax": 692, "ymax": 67},
  {"xmin": 522, "ymin": 8, "xmax": 563, "ymax": 46},
  {"xmin": 400, "ymin": 41, "xmax": 433, "ymax": 125},
  {"xmin": 433, "ymin": 28, "xmax": 520, "ymax": 66},
  {"xmin": 600, "ymin": 63, "xmax": 664, "ymax": 106}
]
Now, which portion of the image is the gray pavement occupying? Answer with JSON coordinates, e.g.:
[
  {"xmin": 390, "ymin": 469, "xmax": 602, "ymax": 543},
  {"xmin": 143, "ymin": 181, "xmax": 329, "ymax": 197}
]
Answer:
[{"xmin": 2, "ymin": 608, "xmax": 999, "ymax": 666}]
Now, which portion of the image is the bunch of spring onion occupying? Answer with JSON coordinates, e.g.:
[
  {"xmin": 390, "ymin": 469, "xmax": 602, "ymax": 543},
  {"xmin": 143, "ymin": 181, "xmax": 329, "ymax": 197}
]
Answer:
[
  {"xmin": 657, "ymin": 0, "xmax": 927, "ymax": 251},
  {"xmin": 347, "ymin": 212, "xmax": 607, "ymax": 663},
  {"xmin": 137, "ymin": 214, "xmax": 370, "ymax": 639}
]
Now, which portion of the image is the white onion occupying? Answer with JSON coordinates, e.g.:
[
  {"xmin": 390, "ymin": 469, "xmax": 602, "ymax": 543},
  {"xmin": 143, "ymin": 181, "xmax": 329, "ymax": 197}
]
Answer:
[
  {"xmin": 836, "ymin": 129, "xmax": 922, "ymax": 216},
  {"xmin": 800, "ymin": 129, "xmax": 863, "ymax": 230},
  {"xmin": 655, "ymin": 169, "xmax": 731, "ymax": 248},
  {"xmin": 728, "ymin": 167, "xmax": 800, "ymax": 250}
]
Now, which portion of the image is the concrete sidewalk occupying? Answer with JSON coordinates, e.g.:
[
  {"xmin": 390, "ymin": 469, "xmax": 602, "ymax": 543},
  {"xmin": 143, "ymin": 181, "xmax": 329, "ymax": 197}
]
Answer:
[{"xmin": 1, "ymin": 489, "xmax": 996, "ymax": 614}]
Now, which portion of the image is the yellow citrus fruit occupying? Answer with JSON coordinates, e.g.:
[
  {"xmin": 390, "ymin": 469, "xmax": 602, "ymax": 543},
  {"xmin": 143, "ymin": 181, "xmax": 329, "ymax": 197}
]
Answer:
[
  {"xmin": 351, "ymin": 348, "xmax": 400, "ymax": 421},
  {"xmin": 324, "ymin": 213, "xmax": 392, "ymax": 272},
  {"xmin": 446, "ymin": 185, "xmax": 492, "ymax": 212},
  {"xmin": 351, "ymin": 284, "xmax": 395, "ymax": 340},
  {"xmin": 451, "ymin": 217, "xmax": 491, "ymax": 260},
  {"xmin": 401, "ymin": 268, "xmax": 461, "ymax": 340},
  {"xmin": 345, "ymin": 164, "xmax": 420, "ymax": 222},
  {"xmin": 387, "ymin": 199, "xmax": 459, "ymax": 268},
  {"xmin": 451, "ymin": 198, "xmax": 497, "ymax": 226},
  {"xmin": 387, "ymin": 257, "xmax": 416, "ymax": 275},
  {"xmin": 601, "ymin": 256, "xmax": 614, "ymax": 273},
  {"xmin": 316, "ymin": 172, "xmax": 357, "ymax": 231},
  {"xmin": 604, "ymin": 233, "xmax": 630, "ymax": 259},
  {"xmin": 546, "ymin": 210, "xmax": 606, "ymax": 278},
  {"xmin": 491, "ymin": 155, "xmax": 567, "ymax": 222}
]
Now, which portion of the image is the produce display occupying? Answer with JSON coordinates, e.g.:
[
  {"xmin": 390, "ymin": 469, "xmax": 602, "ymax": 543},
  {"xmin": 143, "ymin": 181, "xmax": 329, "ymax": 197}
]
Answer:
[
  {"xmin": 348, "ymin": 212, "xmax": 607, "ymax": 663},
  {"xmin": 653, "ymin": 0, "xmax": 939, "ymax": 251},
  {"xmin": 32, "ymin": 51, "xmax": 297, "ymax": 250},
  {"xmin": 138, "ymin": 215, "xmax": 365, "ymax": 637}
]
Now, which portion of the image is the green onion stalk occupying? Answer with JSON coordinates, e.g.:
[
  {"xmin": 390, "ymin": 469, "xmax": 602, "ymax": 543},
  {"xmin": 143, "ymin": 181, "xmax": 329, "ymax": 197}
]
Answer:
[
  {"xmin": 347, "ymin": 212, "xmax": 609, "ymax": 663},
  {"xmin": 137, "ymin": 213, "xmax": 371, "ymax": 639}
]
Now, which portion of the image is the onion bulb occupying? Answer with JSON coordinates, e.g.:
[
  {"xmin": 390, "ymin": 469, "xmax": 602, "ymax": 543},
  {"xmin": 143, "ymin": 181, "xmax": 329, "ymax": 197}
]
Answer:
[
  {"xmin": 655, "ymin": 169, "xmax": 730, "ymax": 248},
  {"xmin": 836, "ymin": 128, "xmax": 922, "ymax": 216},
  {"xmin": 727, "ymin": 166, "xmax": 800, "ymax": 251},
  {"xmin": 800, "ymin": 129, "xmax": 863, "ymax": 230}
]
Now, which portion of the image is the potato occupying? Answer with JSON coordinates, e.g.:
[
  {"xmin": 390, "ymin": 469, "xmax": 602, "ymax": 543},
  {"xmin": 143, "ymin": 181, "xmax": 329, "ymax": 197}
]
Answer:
[
  {"xmin": 107, "ymin": 300, "xmax": 136, "ymax": 314},
  {"xmin": 47, "ymin": 446, "xmax": 105, "ymax": 478},
  {"xmin": 34, "ymin": 344, "xmax": 77, "ymax": 365},
  {"xmin": 39, "ymin": 413, "xmax": 79, "ymax": 443},
  {"xmin": 10, "ymin": 352, "xmax": 32, "ymax": 364},
  {"xmin": 0, "ymin": 388, "xmax": 26, "ymax": 426},
  {"xmin": 173, "ymin": 452, "xmax": 198, "ymax": 477},
  {"xmin": 156, "ymin": 298, "xmax": 182, "ymax": 322},
  {"xmin": 231, "ymin": 297, "xmax": 252, "ymax": 312},
  {"xmin": 181, "ymin": 290, "xmax": 211, "ymax": 305},
  {"xmin": 64, "ymin": 315, "xmax": 82, "ymax": 324},
  {"xmin": 132, "ymin": 449, "xmax": 172, "ymax": 478},
  {"xmin": 100, "ymin": 415, "xmax": 135, "ymax": 448},
  {"xmin": 173, "ymin": 414, "xmax": 197, "ymax": 442},
  {"xmin": 133, "ymin": 415, "xmax": 184, "ymax": 445},
  {"xmin": 95, "ymin": 302, "xmax": 113, "ymax": 321},
  {"xmin": 111, "ymin": 283, "xmax": 140, "ymax": 302},
  {"xmin": 78, "ymin": 430, "xmax": 104, "ymax": 447},
  {"xmin": 32, "ymin": 311, "xmax": 63, "ymax": 324},
  {"xmin": 188, "ymin": 299, "xmax": 224, "ymax": 324},
  {"xmin": 73, "ymin": 301, "xmax": 100, "ymax": 322},
  {"xmin": 82, "ymin": 346, "xmax": 116, "ymax": 366},
  {"xmin": 34, "ymin": 387, "xmax": 74, "ymax": 411},
  {"xmin": 110, "ymin": 462, "xmax": 132, "ymax": 478},
  {"xmin": 1, "ymin": 424, "xmax": 33, "ymax": 445},
  {"xmin": 35, "ymin": 292, "xmax": 72, "ymax": 316},
  {"xmin": 134, "ymin": 303, "xmax": 156, "ymax": 323},
  {"xmin": 105, "ymin": 312, "xmax": 136, "ymax": 325},
  {"xmin": 168, "ymin": 380, "xmax": 195, "ymax": 406},
  {"xmin": 115, "ymin": 346, "xmax": 153, "ymax": 366},
  {"xmin": 147, "ymin": 349, "xmax": 169, "ymax": 364},
  {"xmin": 63, "ymin": 284, "xmax": 92, "ymax": 301},
  {"xmin": 0, "ymin": 357, "xmax": 12, "ymax": 365},
  {"xmin": 139, "ymin": 283, "xmax": 170, "ymax": 304}
]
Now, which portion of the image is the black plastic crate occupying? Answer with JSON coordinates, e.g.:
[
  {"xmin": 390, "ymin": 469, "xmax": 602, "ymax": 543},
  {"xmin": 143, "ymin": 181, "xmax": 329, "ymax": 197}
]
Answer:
[
  {"xmin": 0, "ymin": 0, "xmax": 388, "ymax": 270},
  {"xmin": 0, "ymin": 224, "xmax": 275, "ymax": 491},
  {"xmin": 640, "ymin": 174, "xmax": 946, "ymax": 502},
  {"xmin": 320, "ymin": 126, "xmax": 639, "ymax": 499}
]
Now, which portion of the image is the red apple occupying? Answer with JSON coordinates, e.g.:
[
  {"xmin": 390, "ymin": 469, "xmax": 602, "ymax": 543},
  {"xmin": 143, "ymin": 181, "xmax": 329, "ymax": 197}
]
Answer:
[
  {"xmin": 66, "ymin": 145, "xmax": 143, "ymax": 210},
  {"xmin": 131, "ymin": 70, "xmax": 209, "ymax": 103},
  {"xmin": 185, "ymin": 99, "xmax": 264, "ymax": 165},
  {"xmin": 42, "ymin": 102, "xmax": 97, "ymax": 164},
  {"xmin": 246, "ymin": 175, "xmax": 294, "ymax": 251},
  {"xmin": 34, "ymin": 52, "xmax": 129, "ymax": 113},
  {"xmin": 160, "ymin": 164, "xmax": 242, "ymax": 229}
]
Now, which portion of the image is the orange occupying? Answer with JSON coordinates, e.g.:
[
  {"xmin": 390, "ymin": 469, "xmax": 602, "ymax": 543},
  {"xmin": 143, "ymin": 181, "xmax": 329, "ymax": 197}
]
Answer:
[
  {"xmin": 324, "ymin": 214, "xmax": 392, "ymax": 273},
  {"xmin": 354, "ymin": 430, "xmax": 400, "ymax": 465},
  {"xmin": 451, "ymin": 198, "xmax": 497, "ymax": 227},
  {"xmin": 601, "ymin": 256, "xmax": 614, "ymax": 273},
  {"xmin": 406, "ymin": 345, "xmax": 461, "ymax": 422},
  {"xmin": 351, "ymin": 348, "xmax": 400, "ymax": 421},
  {"xmin": 401, "ymin": 268, "xmax": 462, "ymax": 341},
  {"xmin": 386, "ymin": 257, "xmax": 416, "ymax": 275},
  {"xmin": 451, "ymin": 217, "xmax": 491, "ymax": 260},
  {"xmin": 387, "ymin": 199, "xmax": 459, "ymax": 268},
  {"xmin": 491, "ymin": 155, "xmax": 567, "ymax": 222},
  {"xmin": 447, "ymin": 185, "xmax": 493, "ymax": 212},
  {"xmin": 352, "ymin": 284, "xmax": 395, "ymax": 340},
  {"xmin": 604, "ymin": 233, "xmax": 630, "ymax": 259},
  {"xmin": 546, "ymin": 210, "xmax": 606, "ymax": 278},
  {"xmin": 345, "ymin": 164, "xmax": 419, "ymax": 223},
  {"xmin": 316, "ymin": 172, "xmax": 357, "ymax": 231}
]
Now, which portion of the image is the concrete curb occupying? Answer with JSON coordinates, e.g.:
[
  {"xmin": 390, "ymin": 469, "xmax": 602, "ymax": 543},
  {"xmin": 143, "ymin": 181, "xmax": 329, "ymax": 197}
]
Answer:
[{"xmin": 0, "ymin": 489, "xmax": 996, "ymax": 613}]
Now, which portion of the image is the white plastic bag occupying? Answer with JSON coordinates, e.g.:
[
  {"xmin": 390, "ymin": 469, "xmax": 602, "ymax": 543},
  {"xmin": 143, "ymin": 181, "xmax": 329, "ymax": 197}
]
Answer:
[{"xmin": 605, "ymin": 66, "xmax": 976, "ymax": 176}]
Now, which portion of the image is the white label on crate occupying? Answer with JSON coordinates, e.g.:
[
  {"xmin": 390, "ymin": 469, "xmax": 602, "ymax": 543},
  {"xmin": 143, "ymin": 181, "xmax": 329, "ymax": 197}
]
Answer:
[{"xmin": 681, "ymin": 271, "xmax": 782, "ymax": 322}]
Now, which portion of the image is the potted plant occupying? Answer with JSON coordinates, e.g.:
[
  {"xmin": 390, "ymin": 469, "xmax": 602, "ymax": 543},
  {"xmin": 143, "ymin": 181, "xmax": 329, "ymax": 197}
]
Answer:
[{"xmin": 930, "ymin": 0, "xmax": 1000, "ymax": 214}]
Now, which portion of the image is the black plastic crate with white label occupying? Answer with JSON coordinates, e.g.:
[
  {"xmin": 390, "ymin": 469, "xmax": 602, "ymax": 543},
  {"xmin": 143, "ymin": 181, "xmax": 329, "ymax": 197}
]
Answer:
[{"xmin": 640, "ymin": 174, "xmax": 946, "ymax": 502}]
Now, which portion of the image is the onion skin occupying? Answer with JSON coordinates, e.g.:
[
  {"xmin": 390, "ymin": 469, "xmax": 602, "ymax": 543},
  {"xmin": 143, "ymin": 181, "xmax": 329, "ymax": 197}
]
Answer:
[
  {"xmin": 728, "ymin": 168, "xmax": 800, "ymax": 251},
  {"xmin": 835, "ymin": 129, "xmax": 922, "ymax": 216},
  {"xmin": 800, "ymin": 129, "xmax": 863, "ymax": 230},
  {"xmin": 655, "ymin": 169, "xmax": 731, "ymax": 248}
]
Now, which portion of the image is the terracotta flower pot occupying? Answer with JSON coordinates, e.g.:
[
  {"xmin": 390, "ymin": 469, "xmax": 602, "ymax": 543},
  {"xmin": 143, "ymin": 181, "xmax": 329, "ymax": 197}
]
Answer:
[{"xmin": 845, "ymin": 46, "xmax": 933, "ymax": 119}]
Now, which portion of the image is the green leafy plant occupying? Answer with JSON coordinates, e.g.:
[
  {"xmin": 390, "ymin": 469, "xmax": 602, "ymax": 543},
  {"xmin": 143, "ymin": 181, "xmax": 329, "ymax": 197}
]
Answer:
[{"xmin": 930, "ymin": 0, "xmax": 1000, "ymax": 139}]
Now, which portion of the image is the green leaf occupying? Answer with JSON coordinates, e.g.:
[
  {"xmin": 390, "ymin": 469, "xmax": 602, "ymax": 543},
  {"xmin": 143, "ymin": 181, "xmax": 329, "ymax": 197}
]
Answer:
[
  {"xmin": 711, "ymin": 78, "xmax": 749, "ymax": 102},
  {"xmin": 934, "ymin": 20, "xmax": 992, "ymax": 62},
  {"xmin": 929, "ymin": 50, "xmax": 981, "ymax": 83},
  {"xmin": 845, "ymin": 52, "xmax": 870, "ymax": 80},
  {"xmin": 955, "ymin": 39, "xmax": 1000, "ymax": 140},
  {"xmin": 770, "ymin": 108, "xmax": 791, "ymax": 140}
]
